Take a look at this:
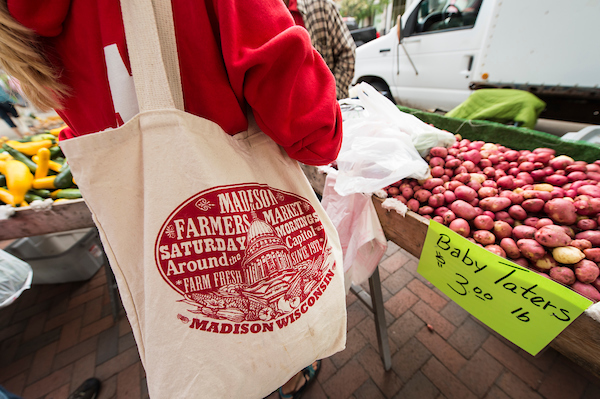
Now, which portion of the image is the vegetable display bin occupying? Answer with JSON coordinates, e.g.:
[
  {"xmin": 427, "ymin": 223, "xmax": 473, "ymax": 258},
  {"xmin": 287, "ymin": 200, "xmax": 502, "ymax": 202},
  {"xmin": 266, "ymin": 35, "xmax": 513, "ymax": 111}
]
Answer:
[{"xmin": 4, "ymin": 228, "xmax": 104, "ymax": 284}]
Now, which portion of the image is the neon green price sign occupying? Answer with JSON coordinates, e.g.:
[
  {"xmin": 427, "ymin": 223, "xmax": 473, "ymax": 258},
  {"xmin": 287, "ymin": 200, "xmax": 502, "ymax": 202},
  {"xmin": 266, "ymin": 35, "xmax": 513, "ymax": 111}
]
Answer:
[{"xmin": 418, "ymin": 221, "xmax": 592, "ymax": 355}]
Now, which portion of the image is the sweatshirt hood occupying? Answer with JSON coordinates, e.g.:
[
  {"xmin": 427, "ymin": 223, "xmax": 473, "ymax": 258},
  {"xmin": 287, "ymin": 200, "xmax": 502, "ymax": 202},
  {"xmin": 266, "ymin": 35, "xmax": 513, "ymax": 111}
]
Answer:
[{"xmin": 8, "ymin": 0, "xmax": 71, "ymax": 37}]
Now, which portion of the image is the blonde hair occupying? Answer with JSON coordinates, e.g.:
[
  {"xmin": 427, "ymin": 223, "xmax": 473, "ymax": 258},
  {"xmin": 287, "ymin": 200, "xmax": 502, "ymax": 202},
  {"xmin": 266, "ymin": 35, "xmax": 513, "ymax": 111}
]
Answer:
[{"xmin": 0, "ymin": 1, "xmax": 67, "ymax": 110}]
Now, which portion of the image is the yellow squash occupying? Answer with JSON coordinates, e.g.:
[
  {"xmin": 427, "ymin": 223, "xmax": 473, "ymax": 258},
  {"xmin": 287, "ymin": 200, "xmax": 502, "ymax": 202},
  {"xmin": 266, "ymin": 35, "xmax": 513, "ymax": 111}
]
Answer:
[
  {"xmin": 0, "ymin": 187, "xmax": 14, "ymax": 205},
  {"xmin": 4, "ymin": 160, "xmax": 33, "ymax": 204},
  {"xmin": 5, "ymin": 140, "xmax": 54, "ymax": 156},
  {"xmin": 32, "ymin": 155, "xmax": 63, "ymax": 173},
  {"xmin": 34, "ymin": 147, "xmax": 51, "ymax": 179},
  {"xmin": 32, "ymin": 175, "xmax": 56, "ymax": 189}
]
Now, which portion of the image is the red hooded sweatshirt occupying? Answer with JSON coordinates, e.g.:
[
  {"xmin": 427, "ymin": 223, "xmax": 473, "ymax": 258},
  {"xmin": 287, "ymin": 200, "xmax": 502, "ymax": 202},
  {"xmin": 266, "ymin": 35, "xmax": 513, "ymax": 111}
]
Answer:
[{"xmin": 8, "ymin": 0, "xmax": 342, "ymax": 165}]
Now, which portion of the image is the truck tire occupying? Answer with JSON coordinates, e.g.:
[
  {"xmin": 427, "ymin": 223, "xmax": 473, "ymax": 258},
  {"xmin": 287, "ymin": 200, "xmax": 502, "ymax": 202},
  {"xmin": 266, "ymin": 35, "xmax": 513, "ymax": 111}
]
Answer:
[{"xmin": 364, "ymin": 80, "xmax": 395, "ymax": 104}]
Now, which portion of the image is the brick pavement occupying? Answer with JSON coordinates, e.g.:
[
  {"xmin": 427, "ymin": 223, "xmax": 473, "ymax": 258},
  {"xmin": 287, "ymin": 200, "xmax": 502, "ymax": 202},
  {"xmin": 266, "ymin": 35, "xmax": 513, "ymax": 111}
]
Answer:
[{"xmin": 2, "ymin": 240, "xmax": 600, "ymax": 398}]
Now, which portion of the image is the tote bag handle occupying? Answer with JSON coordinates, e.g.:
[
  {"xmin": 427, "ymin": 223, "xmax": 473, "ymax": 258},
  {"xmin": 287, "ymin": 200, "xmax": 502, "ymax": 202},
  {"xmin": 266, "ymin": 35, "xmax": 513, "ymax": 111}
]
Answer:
[{"xmin": 119, "ymin": 0, "xmax": 184, "ymax": 112}]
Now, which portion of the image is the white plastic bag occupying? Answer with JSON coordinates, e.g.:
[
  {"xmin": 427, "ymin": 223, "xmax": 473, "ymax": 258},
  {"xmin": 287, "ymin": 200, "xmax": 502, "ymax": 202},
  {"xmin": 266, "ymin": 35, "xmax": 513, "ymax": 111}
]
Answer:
[
  {"xmin": 335, "ymin": 83, "xmax": 431, "ymax": 196},
  {"xmin": 322, "ymin": 172, "xmax": 387, "ymax": 288},
  {"xmin": 0, "ymin": 249, "xmax": 33, "ymax": 308},
  {"xmin": 354, "ymin": 83, "xmax": 456, "ymax": 157}
]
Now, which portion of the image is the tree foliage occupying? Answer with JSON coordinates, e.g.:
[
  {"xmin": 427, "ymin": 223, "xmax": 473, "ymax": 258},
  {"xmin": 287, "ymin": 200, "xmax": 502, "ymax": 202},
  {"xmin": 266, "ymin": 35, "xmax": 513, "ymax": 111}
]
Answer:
[{"xmin": 340, "ymin": 0, "xmax": 389, "ymax": 24}]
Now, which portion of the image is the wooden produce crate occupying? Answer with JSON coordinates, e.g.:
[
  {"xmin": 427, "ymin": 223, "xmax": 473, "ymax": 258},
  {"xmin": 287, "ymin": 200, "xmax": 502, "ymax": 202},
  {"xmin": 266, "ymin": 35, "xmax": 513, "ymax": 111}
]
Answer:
[
  {"xmin": 372, "ymin": 108, "xmax": 600, "ymax": 378},
  {"xmin": 0, "ymin": 199, "xmax": 94, "ymax": 241},
  {"xmin": 371, "ymin": 196, "xmax": 600, "ymax": 379}
]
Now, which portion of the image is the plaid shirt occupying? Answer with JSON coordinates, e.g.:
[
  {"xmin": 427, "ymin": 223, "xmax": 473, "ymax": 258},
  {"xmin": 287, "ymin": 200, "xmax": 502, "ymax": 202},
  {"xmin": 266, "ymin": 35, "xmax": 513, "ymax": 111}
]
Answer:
[{"xmin": 296, "ymin": 0, "xmax": 356, "ymax": 99}]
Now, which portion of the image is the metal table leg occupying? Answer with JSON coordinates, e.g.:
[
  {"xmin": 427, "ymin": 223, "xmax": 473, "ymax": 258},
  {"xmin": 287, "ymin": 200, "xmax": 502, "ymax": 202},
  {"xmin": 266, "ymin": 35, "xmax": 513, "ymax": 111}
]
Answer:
[{"xmin": 350, "ymin": 267, "xmax": 392, "ymax": 371}]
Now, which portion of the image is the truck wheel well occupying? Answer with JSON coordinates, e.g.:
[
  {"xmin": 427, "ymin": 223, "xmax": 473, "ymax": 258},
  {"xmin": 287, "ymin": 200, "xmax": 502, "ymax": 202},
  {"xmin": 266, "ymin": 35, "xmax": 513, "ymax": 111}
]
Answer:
[{"xmin": 356, "ymin": 77, "xmax": 395, "ymax": 104}]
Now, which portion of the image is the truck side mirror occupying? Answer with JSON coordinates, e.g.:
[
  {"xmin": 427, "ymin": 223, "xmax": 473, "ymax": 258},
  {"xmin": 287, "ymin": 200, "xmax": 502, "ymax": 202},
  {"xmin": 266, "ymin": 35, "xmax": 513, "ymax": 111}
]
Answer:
[{"xmin": 397, "ymin": 15, "xmax": 404, "ymax": 42}]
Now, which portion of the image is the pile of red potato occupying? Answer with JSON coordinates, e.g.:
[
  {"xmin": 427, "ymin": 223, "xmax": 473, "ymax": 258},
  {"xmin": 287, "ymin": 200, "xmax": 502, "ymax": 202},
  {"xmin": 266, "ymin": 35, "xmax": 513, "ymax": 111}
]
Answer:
[{"xmin": 385, "ymin": 136, "xmax": 600, "ymax": 302}]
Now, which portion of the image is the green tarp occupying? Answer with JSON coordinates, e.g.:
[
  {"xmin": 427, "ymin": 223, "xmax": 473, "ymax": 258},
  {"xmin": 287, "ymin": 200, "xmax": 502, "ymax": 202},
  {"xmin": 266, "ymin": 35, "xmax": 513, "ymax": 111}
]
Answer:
[
  {"xmin": 397, "ymin": 105, "xmax": 600, "ymax": 163},
  {"xmin": 446, "ymin": 89, "xmax": 546, "ymax": 129}
]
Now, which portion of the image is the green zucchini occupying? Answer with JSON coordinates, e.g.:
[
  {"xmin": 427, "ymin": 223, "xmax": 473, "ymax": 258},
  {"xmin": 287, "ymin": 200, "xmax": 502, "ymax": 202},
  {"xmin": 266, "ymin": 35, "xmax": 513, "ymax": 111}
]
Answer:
[
  {"xmin": 49, "ymin": 146, "xmax": 64, "ymax": 159},
  {"xmin": 0, "ymin": 174, "xmax": 5, "ymax": 187},
  {"xmin": 24, "ymin": 192, "xmax": 44, "ymax": 203},
  {"xmin": 52, "ymin": 188, "xmax": 82, "ymax": 199},
  {"xmin": 2, "ymin": 144, "xmax": 37, "ymax": 173},
  {"xmin": 54, "ymin": 164, "xmax": 73, "ymax": 189},
  {"xmin": 29, "ymin": 188, "xmax": 51, "ymax": 198}
]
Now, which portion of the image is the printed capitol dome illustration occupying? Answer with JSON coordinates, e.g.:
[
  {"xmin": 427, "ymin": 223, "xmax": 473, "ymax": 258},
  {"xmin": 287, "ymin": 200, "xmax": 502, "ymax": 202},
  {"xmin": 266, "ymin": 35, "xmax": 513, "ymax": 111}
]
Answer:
[
  {"xmin": 155, "ymin": 183, "xmax": 337, "ymax": 333},
  {"xmin": 241, "ymin": 212, "xmax": 293, "ymax": 285}
]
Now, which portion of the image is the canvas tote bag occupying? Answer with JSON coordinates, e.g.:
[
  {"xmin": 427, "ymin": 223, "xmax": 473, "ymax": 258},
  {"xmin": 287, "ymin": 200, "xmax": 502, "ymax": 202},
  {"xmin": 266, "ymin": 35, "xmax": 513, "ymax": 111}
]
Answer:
[{"xmin": 59, "ymin": 0, "xmax": 347, "ymax": 397}]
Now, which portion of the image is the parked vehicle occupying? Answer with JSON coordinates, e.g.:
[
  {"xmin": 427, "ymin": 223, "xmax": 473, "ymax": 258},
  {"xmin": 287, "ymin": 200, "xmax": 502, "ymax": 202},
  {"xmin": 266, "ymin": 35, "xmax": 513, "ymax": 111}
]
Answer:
[
  {"xmin": 351, "ymin": 0, "xmax": 600, "ymax": 125},
  {"xmin": 343, "ymin": 17, "xmax": 378, "ymax": 47}
]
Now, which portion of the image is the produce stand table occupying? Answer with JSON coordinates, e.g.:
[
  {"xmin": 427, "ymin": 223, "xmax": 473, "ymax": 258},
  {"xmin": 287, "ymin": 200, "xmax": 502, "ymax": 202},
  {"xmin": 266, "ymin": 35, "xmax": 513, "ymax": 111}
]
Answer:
[
  {"xmin": 0, "ymin": 199, "xmax": 121, "ymax": 321},
  {"xmin": 372, "ymin": 107, "xmax": 600, "ymax": 379}
]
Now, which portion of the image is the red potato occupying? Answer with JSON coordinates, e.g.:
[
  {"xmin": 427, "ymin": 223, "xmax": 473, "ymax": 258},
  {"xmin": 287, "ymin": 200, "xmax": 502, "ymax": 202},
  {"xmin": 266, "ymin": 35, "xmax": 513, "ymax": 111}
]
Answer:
[
  {"xmin": 517, "ymin": 239, "xmax": 547, "ymax": 261},
  {"xmin": 445, "ymin": 159, "xmax": 461, "ymax": 169},
  {"xmin": 535, "ymin": 218, "xmax": 554, "ymax": 229},
  {"xmin": 571, "ymin": 281, "xmax": 600, "ymax": 302},
  {"xmin": 428, "ymin": 193, "xmax": 445, "ymax": 208},
  {"xmin": 549, "ymin": 155, "xmax": 575, "ymax": 170},
  {"xmin": 504, "ymin": 150, "xmax": 519, "ymax": 162},
  {"xmin": 499, "ymin": 190, "xmax": 524, "ymax": 205},
  {"xmin": 473, "ymin": 215, "xmax": 494, "ymax": 230},
  {"xmin": 450, "ymin": 200, "xmax": 479, "ymax": 220},
  {"xmin": 443, "ymin": 210, "xmax": 456, "ymax": 225},
  {"xmin": 574, "ymin": 259, "xmax": 600, "ymax": 284},
  {"xmin": 423, "ymin": 178, "xmax": 445, "ymax": 190},
  {"xmin": 534, "ymin": 226, "xmax": 572, "ymax": 248},
  {"xmin": 568, "ymin": 171, "xmax": 587, "ymax": 181},
  {"xmin": 495, "ymin": 211, "xmax": 515, "ymax": 226},
  {"xmin": 574, "ymin": 197, "xmax": 600, "ymax": 216},
  {"xmin": 524, "ymin": 217, "xmax": 539, "ymax": 227},
  {"xmin": 407, "ymin": 198, "xmax": 420, "ymax": 213},
  {"xmin": 544, "ymin": 198, "xmax": 578, "ymax": 225},
  {"xmin": 570, "ymin": 239, "xmax": 593, "ymax": 251},
  {"xmin": 478, "ymin": 186, "xmax": 498, "ymax": 199},
  {"xmin": 549, "ymin": 267, "xmax": 576, "ymax": 285},
  {"xmin": 479, "ymin": 196, "xmax": 512, "ymax": 212},
  {"xmin": 443, "ymin": 190, "xmax": 456, "ymax": 204},
  {"xmin": 480, "ymin": 159, "xmax": 492, "ymax": 169},
  {"xmin": 508, "ymin": 205, "xmax": 527, "ymax": 221},
  {"xmin": 431, "ymin": 166, "xmax": 445, "ymax": 178},
  {"xmin": 454, "ymin": 185, "xmax": 477, "ymax": 202},
  {"xmin": 577, "ymin": 218, "xmax": 598, "ymax": 231},
  {"xmin": 546, "ymin": 174, "xmax": 569, "ymax": 186},
  {"xmin": 483, "ymin": 211, "xmax": 495, "ymax": 220},
  {"xmin": 512, "ymin": 225, "xmax": 537, "ymax": 240},
  {"xmin": 473, "ymin": 230, "xmax": 496, "ymax": 246},
  {"xmin": 485, "ymin": 244, "xmax": 506, "ymax": 258},
  {"xmin": 577, "ymin": 185, "xmax": 600, "ymax": 198},
  {"xmin": 433, "ymin": 216, "xmax": 444, "ymax": 224},
  {"xmin": 430, "ymin": 147, "xmax": 448, "ymax": 158},
  {"xmin": 388, "ymin": 187, "xmax": 400, "ymax": 196},
  {"xmin": 449, "ymin": 218, "xmax": 470, "ymax": 237},
  {"xmin": 434, "ymin": 206, "xmax": 450, "ymax": 217},
  {"xmin": 496, "ymin": 176, "xmax": 515, "ymax": 189},
  {"xmin": 401, "ymin": 186, "xmax": 414, "ymax": 200},
  {"xmin": 414, "ymin": 190, "xmax": 432, "ymax": 203},
  {"xmin": 533, "ymin": 147, "xmax": 556, "ymax": 155},
  {"xmin": 575, "ymin": 231, "xmax": 600, "ymax": 247},
  {"xmin": 393, "ymin": 195, "xmax": 408, "ymax": 204},
  {"xmin": 462, "ymin": 150, "xmax": 482, "ymax": 164},
  {"xmin": 593, "ymin": 278, "xmax": 600, "ymax": 292},
  {"xmin": 517, "ymin": 172, "xmax": 534, "ymax": 185},
  {"xmin": 519, "ymin": 162, "xmax": 535, "ymax": 172},
  {"xmin": 493, "ymin": 221, "xmax": 513, "ymax": 240},
  {"xmin": 500, "ymin": 238, "xmax": 521, "ymax": 258},
  {"xmin": 521, "ymin": 198, "xmax": 545, "ymax": 213},
  {"xmin": 447, "ymin": 180, "xmax": 463, "ymax": 191},
  {"xmin": 454, "ymin": 173, "xmax": 471, "ymax": 183},
  {"xmin": 584, "ymin": 248, "xmax": 600, "ymax": 262},
  {"xmin": 467, "ymin": 181, "xmax": 482, "ymax": 192},
  {"xmin": 429, "ymin": 157, "xmax": 445, "ymax": 168},
  {"xmin": 418, "ymin": 206, "xmax": 434, "ymax": 215},
  {"xmin": 482, "ymin": 180, "xmax": 497, "ymax": 188},
  {"xmin": 535, "ymin": 254, "xmax": 558, "ymax": 270},
  {"xmin": 530, "ymin": 170, "xmax": 547, "ymax": 182}
]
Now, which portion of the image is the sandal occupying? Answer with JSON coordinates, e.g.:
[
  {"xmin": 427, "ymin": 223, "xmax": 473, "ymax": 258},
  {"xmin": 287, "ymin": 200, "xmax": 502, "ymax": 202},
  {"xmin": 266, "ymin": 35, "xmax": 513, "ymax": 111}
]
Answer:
[{"xmin": 278, "ymin": 360, "xmax": 322, "ymax": 399}]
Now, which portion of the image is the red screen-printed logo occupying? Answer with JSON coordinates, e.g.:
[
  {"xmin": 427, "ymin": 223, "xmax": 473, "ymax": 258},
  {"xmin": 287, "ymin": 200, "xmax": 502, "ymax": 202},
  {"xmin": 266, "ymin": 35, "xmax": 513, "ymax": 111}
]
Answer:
[{"xmin": 155, "ymin": 183, "xmax": 336, "ymax": 334}]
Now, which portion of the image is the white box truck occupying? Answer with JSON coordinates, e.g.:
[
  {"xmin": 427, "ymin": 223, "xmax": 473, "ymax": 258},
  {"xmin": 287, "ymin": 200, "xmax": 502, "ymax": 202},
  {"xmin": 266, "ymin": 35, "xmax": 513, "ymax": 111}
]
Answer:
[{"xmin": 351, "ymin": 0, "xmax": 600, "ymax": 125}]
